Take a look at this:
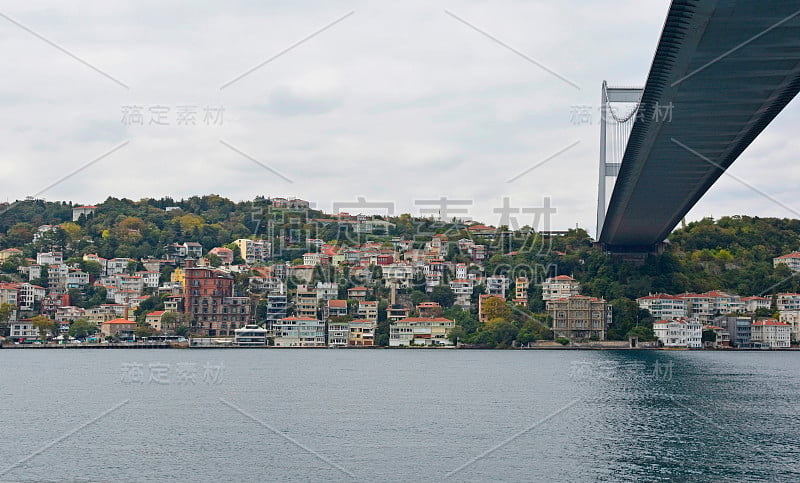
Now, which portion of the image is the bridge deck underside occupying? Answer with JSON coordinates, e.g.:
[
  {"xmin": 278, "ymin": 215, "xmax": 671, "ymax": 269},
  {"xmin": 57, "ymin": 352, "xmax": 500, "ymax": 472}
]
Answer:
[{"xmin": 600, "ymin": 0, "xmax": 800, "ymax": 248}]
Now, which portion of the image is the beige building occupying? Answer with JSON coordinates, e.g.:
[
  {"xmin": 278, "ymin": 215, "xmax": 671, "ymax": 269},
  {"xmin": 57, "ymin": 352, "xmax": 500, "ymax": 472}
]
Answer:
[
  {"xmin": 751, "ymin": 319, "xmax": 791, "ymax": 348},
  {"xmin": 348, "ymin": 319, "xmax": 375, "ymax": 346},
  {"xmin": 547, "ymin": 295, "xmax": 612, "ymax": 340},
  {"xmin": 145, "ymin": 311, "xmax": 166, "ymax": 332},
  {"xmin": 779, "ymin": 310, "xmax": 800, "ymax": 343},
  {"xmin": 100, "ymin": 319, "xmax": 136, "ymax": 338},
  {"xmin": 513, "ymin": 277, "xmax": 529, "ymax": 306},
  {"xmin": 541, "ymin": 275, "xmax": 580, "ymax": 301},
  {"xmin": 389, "ymin": 317, "xmax": 455, "ymax": 347},
  {"xmin": 357, "ymin": 300, "xmax": 379, "ymax": 322},
  {"xmin": 295, "ymin": 286, "xmax": 319, "ymax": 319}
]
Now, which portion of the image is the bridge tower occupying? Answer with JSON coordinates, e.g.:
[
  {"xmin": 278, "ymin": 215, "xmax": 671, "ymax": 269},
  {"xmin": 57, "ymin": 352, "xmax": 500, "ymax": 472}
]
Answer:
[{"xmin": 596, "ymin": 81, "xmax": 642, "ymax": 241}]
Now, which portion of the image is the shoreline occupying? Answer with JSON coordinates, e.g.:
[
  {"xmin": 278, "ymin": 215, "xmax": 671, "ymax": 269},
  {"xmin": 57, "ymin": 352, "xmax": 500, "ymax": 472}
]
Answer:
[{"xmin": 2, "ymin": 343, "xmax": 798, "ymax": 351}]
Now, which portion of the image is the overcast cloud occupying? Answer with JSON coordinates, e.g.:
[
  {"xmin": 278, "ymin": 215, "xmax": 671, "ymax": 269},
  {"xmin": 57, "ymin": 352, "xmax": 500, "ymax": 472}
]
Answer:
[{"xmin": 1, "ymin": 1, "xmax": 798, "ymax": 238}]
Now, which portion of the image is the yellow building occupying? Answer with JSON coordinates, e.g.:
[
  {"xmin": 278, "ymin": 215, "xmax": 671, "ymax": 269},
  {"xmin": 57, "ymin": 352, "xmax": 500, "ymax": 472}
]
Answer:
[{"xmin": 171, "ymin": 267, "xmax": 186, "ymax": 291}]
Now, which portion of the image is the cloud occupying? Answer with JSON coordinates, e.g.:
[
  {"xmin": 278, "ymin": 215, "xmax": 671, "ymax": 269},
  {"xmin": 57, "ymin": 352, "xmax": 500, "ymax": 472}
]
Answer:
[{"xmin": 261, "ymin": 86, "xmax": 342, "ymax": 117}]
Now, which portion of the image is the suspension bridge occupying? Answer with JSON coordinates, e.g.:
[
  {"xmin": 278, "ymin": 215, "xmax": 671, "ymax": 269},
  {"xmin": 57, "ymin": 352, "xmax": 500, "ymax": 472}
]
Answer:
[{"xmin": 596, "ymin": 0, "xmax": 800, "ymax": 255}]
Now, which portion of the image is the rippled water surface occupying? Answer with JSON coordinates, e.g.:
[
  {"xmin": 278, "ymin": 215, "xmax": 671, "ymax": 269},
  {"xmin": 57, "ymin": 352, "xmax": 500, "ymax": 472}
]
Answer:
[{"xmin": 1, "ymin": 349, "xmax": 798, "ymax": 482}]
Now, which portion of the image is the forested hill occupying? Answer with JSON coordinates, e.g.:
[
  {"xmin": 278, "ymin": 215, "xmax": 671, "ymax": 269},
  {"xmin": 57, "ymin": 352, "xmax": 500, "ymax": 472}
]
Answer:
[
  {"xmin": 542, "ymin": 216, "xmax": 800, "ymax": 303},
  {"xmin": 1, "ymin": 196, "xmax": 799, "ymax": 302}
]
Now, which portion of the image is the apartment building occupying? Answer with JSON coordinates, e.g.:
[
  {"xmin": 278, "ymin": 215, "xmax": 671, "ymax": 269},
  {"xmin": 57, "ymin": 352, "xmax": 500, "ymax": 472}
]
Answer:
[
  {"xmin": 751, "ymin": 319, "xmax": 791, "ymax": 348},
  {"xmin": 348, "ymin": 319, "xmax": 375, "ymax": 346},
  {"xmin": 541, "ymin": 275, "xmax": 580, "ymax": 301},
  {"xmin": 389, "ymin": 317, "xmax": 455, "ymax": 347},
  {"xmin": 547, "ymin": 295, "xmax": 612, "ymax": 341},
  {"xmin": 636, "ymin": 294, "xmax": 689, "ymax": 319},
  {"xmin": 272, "ymin": 316, "xmax": 325, "ymax": 347}
]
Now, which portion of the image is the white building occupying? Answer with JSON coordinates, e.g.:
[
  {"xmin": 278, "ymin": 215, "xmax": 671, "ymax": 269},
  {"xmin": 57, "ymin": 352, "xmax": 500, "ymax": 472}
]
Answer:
[
  {"xmin": 17, "ymin": 283, "xmax": 45, "ymax": 311},
  {"xmin": 272, "ymin": 316, "xmax": 325, "ymax": 347},
  {"xmin": 389, "ymin": 317, "xmax": 455, "ymax": 347},
  {"xmin": 232, "ymin": 239, "xmax": 271, "ymax": 264},
  {"xmin": 779, "ymin": 310, "xmax": 800, "ymax": 343},
  {"xmin": 72, "ymin": 205, "xmax": 96, "ymax": 221},
  {"xmin": 776, "ymin": 293, "xmax": 800, "ymax": 312},
  {"xmin": 234, "ymin": 324, "xmax": 268, "ymax": 346},
  {"xmin": 315, "ymin": 282, "xmax": 338, "ymax": 302},
  {"xmin": 106, "ymin": 258, "xmax": 133, "ymax": 276},
  {"xmin": 637, "ymin": 294, "xmax": 688, "ymax": 319},
  {"xmin": 686, "ymin": 318, "xmax": 703, "ymax": 348},
  {"xmin": 66, "ymin": 270, "xmax": 90, "ymax": 289},
  {"xmin": 382, "ymin": 263, "xmax": 414, "ymax": 289},
  {"xmin": 9, "ymin": 320, "xmax": 39, "ymax": 340},
  {"xmin": 653, "ymin": 319, "xmax": 689, "ymax": 347},
  {"xmin": 327, "ymin": 320, "xmax": 349, "ymax": 347},
  {"xmin": 36, "ymin": 251, "xmax": 63, "ymax": 266},
  {"xmin": 773, "ymin": 252, "xmax": 800, "ymax": 272},
  {"xmin": 449, "ymin": 279, "xmax": 474, "ymax": 308},
  {"xmin": 541, "ymin": 275, "xmax": 580, "ymax": 301},
  {"xmin": 741, "ymin": 296, "xmax": 772, "ymax": 313},
  {"xmin": 679, "ymin": 291, "xmax": 744, "ymax": 323},
  {"xmin": 303, "ymin": 252, "xmax": 322, "ymax": 266},
  {"xmin": 486, "ymin": 275, "xmax": 511, "ymax": 298},
  {"xmin": 751, "ymin": 319, "xmax": 791, "ymax": 348},
  {"xmin": 136, "ymin": 271, "xmax": 161, "ymax": 289}
]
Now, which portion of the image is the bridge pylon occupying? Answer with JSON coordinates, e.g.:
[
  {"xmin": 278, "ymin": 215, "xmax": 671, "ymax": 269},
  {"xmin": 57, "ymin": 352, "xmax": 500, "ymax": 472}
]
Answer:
[{"xmin": 596, "ymin": 81, "xmax": 642, "ymax": 242}]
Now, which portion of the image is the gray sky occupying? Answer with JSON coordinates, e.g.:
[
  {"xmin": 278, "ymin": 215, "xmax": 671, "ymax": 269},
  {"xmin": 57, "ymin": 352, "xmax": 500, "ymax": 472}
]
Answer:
[{"xmin": 1, "ymin": 1, "xmax": 798, "ymax": 238}]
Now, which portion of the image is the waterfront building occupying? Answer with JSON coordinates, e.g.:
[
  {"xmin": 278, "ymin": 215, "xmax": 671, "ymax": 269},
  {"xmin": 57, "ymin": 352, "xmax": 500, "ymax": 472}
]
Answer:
[
  {"xmin": 751, "ymin": 319, "xmax": 791, "ymax": 348},
  {"xmin": 272, "ymin": 316, "xmax": 325, "ymax": 347},
  {"xmin": 389, "ymin": 317, "xmax": 455, "ymax": 347},
  {"xmin": 234, "ymin": 324, "xmax": 268, "ymax": 346},
  {"xmin": 547, "ymin": 295, "xmax": 612, "ymax": 341},
  {"xmin": 348, "ymin": 319, "xmax": 375, "ymax": 346}
]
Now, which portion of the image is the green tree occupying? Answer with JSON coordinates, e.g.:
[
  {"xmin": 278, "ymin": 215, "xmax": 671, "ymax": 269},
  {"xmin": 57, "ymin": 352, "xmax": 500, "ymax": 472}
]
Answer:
[
  {"xmin": 160, "ymin": 312, "xmax": 179, "ymax": 334},
  {"xmin": 430, "ymin": 285, "xmax": 456, "ymax": 308},
  {"xmin": 68, "ymin": 318, "xmax": 96, "ymax": 339},
  {"xmin": 448, "ymin": 325, "xmax": 467, "ymax": 345},
  {"xmin": 31, "ymin": 315, "xmax": 57, "ymax": 341},
  {"xmin": 206, "ymin": 253, "xmax": 222, "ymax": 267},
  {"xmin": 626, "ymin": 325, "xmax": 655, "ymax": 341},
  {"xmin": 134, "ymin": 323, "xmax": 156, "ymax": 338},
  {"xmin": 486, "ymin": 318, "xmax": 519, "ymax": 348},
  {"xmin": 0, "ymin": 303, "xmax": 15, "ymax": 336},
  {"xmin": 482, "ymin": 296, "xmax": 512, "ymax": 321}
]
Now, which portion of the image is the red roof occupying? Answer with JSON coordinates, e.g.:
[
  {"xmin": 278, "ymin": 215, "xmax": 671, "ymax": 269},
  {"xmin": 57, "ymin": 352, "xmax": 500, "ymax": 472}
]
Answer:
[
  {"xmin": 638, "ymin": 293, "xmax": 683, "ymax": 300},
  {"xmin": 468, "ymin": 224, "xmax": 495, "ymax": 231},
  {"xmin": 399, "ymin": 317, "xmax": 454, "ymax": 322},
  {"xmin": 775, "ymin": 252, "xmax": 800, "ymax": 259},
  {"xmin": 752, "ymin": 319, "xmax": 789, "ymax": 326},
  {"xmin": 328, "ymin": 300, "xmax": 347, "ymax": 308},
  {"xmin": 147, "ymin": 311, "xmax": 166, "ymax": 316},
  {"xmin": 550, "ymin": 275, "xmax": 575, "ymax": 281}
]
